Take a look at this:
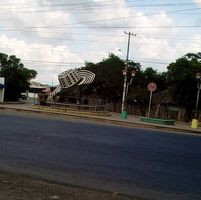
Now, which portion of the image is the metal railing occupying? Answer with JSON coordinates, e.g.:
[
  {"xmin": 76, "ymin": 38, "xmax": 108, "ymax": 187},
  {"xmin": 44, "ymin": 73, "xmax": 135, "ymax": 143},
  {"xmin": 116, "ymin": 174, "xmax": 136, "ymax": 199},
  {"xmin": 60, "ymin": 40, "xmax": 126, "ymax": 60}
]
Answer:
[{"xmin": 46, "ymin": 96, "xmax": 108, "ymax": 111}]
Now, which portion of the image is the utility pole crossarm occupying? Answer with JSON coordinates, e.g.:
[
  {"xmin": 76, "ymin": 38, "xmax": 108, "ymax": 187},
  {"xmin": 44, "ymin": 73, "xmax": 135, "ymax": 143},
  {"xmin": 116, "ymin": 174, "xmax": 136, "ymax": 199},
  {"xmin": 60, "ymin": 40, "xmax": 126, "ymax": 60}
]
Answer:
[{"xmin": 124, "ymin": 31, "xmax": 137, "ymax": 66}]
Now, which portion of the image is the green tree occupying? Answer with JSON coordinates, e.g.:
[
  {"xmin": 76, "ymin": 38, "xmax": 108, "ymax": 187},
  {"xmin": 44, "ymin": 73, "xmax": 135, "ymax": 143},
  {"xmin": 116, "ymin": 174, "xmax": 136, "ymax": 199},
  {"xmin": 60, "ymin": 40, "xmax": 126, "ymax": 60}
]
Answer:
[
  {"xmin": 82, "ymin": 54, "xmax": 166, "ymax": 106},
  {"xmin": 166, "ymin": 52, "xmax": 201, "ymax": 120},
  {"xmin": 83, "ymin": 54, "xmax": 126, "ymax": 102},
  {"xmin": 128, "ymin": 67, "xmax": 167, "ymax": 105},
  {"xmin": 0, "ymin": 53, "xmax": 37, "ymax": 101},
  {"xmin": 185, "ymin": 52, "xmax": 201, "ymax": 62}
]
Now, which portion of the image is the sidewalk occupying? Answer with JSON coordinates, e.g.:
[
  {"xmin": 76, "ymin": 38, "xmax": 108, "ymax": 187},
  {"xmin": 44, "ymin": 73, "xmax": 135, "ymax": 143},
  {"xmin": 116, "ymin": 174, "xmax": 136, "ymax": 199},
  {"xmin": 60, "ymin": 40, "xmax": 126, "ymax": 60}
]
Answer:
[{"xmin": 0, "ymin": 102, "xmax": 200, "ymax": 135}]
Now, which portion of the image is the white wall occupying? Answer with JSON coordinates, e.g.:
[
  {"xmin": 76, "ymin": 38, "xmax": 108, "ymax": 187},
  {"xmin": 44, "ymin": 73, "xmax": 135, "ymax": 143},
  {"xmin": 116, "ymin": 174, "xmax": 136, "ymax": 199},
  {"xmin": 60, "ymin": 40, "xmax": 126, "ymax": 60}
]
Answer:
[{"xmin": 0, "ymin": 77, "xmax": 5, "ymax": 103}]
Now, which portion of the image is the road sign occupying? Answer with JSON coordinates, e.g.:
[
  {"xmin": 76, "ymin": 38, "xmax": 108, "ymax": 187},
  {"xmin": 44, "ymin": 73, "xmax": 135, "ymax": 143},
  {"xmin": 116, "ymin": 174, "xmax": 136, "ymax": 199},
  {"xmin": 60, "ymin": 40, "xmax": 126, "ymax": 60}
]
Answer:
[
  {"xmin": 147, "ymin": 82, "xmax": 157, "ymax": 92},
  {"xmin": 147, "ymin": 82, "xmax": 157, "ymax": 118}
]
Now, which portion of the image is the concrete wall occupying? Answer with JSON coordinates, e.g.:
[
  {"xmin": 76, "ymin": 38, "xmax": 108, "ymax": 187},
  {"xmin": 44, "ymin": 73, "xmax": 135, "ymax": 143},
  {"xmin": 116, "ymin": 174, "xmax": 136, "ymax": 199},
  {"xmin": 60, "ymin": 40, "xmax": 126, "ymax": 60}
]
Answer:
[{"xmin": 0, "ymin": 77, "xmax": 5, "ymax": 103}]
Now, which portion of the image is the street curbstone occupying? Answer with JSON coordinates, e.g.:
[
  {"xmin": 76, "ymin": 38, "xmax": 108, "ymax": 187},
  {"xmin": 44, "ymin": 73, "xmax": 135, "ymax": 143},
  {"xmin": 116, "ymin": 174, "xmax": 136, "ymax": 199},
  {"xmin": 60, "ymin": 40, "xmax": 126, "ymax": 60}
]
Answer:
[{"xmin": 0, "ymin": 105, "xmax": 201, "ymax": 135}]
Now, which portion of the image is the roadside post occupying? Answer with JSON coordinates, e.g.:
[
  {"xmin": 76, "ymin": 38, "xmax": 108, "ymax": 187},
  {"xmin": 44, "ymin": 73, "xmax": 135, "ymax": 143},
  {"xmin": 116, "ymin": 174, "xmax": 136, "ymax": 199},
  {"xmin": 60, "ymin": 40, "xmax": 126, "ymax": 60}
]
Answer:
[
  {"xmin": 147, "ymin": 82, "xmax": 157, "ymax": 118},
  {"xmin": 121, "ymin": 68, "xmax": 137, "ymax": 119},
  {"xmin": 191, "ymin": 72, "xmax": 201, "ymax": 128},
  {"xmin": 121, "ymin": 68, "xmax": 128, "ymax": 119},
  {"xmin": 120, "ymin": 31, "xmax": 136, "ymax": 120},
  {"xmin": 0, "ymin": 77, "xmax": 5, "ymax": 103}
]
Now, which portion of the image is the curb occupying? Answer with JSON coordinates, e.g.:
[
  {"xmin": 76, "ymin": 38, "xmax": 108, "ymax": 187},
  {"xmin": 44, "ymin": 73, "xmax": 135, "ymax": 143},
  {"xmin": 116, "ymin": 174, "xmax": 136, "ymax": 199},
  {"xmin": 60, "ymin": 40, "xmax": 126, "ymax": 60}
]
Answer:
[{"xmin": 0, "ymin": 106, "xmax": 200, "ymax": 135}]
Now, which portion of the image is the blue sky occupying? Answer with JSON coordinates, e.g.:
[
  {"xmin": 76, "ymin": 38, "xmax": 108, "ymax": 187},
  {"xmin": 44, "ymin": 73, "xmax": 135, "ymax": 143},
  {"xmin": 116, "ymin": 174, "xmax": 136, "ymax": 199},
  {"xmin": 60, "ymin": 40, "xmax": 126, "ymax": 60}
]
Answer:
[{"xmin": 0, "ymin": 0, "xmax": 200, "ymax": 84}]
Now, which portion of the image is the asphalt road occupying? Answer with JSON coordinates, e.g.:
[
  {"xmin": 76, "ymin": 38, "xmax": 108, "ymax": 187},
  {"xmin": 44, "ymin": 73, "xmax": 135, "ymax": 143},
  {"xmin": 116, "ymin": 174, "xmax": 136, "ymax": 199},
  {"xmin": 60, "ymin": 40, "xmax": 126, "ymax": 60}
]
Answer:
[{"xmin": 0, "ymin": 110, "xmax": 201, "ymax": 200}]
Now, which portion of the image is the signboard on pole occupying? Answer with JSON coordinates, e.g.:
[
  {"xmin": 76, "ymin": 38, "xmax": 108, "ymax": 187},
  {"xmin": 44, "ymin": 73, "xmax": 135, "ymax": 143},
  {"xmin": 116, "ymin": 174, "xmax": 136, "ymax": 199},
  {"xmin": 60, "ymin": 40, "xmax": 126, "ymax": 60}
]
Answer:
[
  {"xmin": 147, "ymin": 82, "xmax": 157, "ymax": 118},
  {"xmin": 147, "ymin": 82, "xmax": 157, "ymax": 92},
  {"xmin": 0, "ymin": 77, "xmax": 5, "ymax": 103}
]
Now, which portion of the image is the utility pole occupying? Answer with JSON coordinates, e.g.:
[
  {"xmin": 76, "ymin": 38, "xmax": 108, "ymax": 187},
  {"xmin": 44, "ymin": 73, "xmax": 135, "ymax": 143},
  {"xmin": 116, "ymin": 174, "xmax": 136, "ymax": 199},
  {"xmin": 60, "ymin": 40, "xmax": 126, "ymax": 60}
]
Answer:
[
  {"xmin": 51, "ymin": 77, "xmax": 54, "ymax": 86},
  {"xmin": 191, "ymin": 72, "xmax": 201, "ymax": 128},
  {"xmin": 121, "ymin": 31, "xmax": 136, "ymax": 119}
]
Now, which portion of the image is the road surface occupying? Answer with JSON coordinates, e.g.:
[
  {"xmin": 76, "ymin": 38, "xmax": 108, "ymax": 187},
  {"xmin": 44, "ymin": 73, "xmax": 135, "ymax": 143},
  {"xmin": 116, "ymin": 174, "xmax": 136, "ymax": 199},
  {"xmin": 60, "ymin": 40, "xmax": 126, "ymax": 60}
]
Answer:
[{"xmin": 0, "ymin": 110, "xmax": 201, "ymax": 200}]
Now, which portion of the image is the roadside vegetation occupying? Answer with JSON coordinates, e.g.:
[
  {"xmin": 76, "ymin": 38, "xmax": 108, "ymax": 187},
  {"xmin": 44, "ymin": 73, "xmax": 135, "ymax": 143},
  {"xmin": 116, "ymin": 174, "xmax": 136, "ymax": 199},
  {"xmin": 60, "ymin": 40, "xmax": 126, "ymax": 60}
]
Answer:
[
  {"xmin": 0, "ymin": 51, "xmax": 201, "ymax": 121},
  {"xmin": 0, "ymin": 52, "xmax": 37, "ymax": 101},
  {"xmin": 82, "ymin": 52, "xmax": 201, "ymax": 121}
]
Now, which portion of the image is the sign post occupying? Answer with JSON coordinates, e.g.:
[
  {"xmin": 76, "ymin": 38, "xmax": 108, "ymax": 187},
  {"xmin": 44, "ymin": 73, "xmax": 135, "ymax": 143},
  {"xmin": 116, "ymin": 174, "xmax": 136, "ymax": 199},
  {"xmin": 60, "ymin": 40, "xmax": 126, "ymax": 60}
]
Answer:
[
  {"xmin": 147, "ymin": 82, "xmax": 157, "ymax": 118},
  {"xmin": 191, "ymin": 72, "xmax": 201, "ymax": 128},
  {"xmin": 0, "ymin": 77, "xmax": 5, "ymax": 103}
]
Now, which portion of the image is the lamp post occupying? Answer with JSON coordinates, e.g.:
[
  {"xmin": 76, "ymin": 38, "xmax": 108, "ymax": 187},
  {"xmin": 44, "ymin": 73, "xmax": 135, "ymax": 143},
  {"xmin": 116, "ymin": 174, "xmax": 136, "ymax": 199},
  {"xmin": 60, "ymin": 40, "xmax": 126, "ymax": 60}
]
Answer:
[
  {"xmin": 195, "ymin": 72, "xmax": 201, "ymax": 117},
  {"xmin": 191, "ymin": 72, "xmax": 201, "ymax": 128},
  {"xmin": 120, "ymin": 31, "xmax": 136, "ymax": 119},
  {"xmin": 119, "ymin": 60, "xmax": 137, "ymax": 119},
  {"xmin": 126, "ymin": 69, "xmax": 136, "ymax": 97}
]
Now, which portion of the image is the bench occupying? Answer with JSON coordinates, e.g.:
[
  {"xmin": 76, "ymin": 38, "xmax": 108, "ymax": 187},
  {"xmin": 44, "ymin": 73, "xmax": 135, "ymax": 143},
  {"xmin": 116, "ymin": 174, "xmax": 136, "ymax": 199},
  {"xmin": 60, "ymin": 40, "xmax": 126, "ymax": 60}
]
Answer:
[{"xmin": 140, "ymin": 117, "xmax": 175, "ymax": 125}]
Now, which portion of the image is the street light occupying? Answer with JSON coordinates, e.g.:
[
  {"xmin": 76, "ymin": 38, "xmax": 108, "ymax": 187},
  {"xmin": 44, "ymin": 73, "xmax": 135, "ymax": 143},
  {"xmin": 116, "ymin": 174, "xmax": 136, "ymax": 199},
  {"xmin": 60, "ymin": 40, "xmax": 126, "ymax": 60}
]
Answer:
[
  {"xmin": 118, "ymin": 43, "xmax": 137, "ymax": 119},
  {"xmin": 126, "ymin": 68, "xmax": 136, "ymax": 99},
  {"xmin": 122, "ymin": 69, "xmax": 127, "ymax": 76},
  {"xmin": 195, "ymin": 72, "xmax": 201, "ymax": 117},
  {"xmin": 191, "ymin": 72, "xmax": 201, "ymax": 128},
  {"xmin": 121, "ymin": 32, "xmax": 136, "ymax": 119}
]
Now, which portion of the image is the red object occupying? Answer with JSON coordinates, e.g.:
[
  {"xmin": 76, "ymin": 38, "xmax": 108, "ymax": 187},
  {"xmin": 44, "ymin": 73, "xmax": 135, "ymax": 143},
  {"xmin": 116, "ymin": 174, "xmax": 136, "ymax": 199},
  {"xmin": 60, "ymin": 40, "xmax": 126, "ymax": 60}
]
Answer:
[
  {"xmin": 42, "ymin": 87, "xmax": 51, "ymax": 93},
  {"xmin": 147, "ymin": 82, "xmax": 157, "ymax": 92},
  {"xmin": 131, "ymin": 70, "xmax": 136, "ymax": 77},
  {"xmin": 122, "ymin": 69, "xmax": 127, "ymax": 76},
  {"xmin": 196, "ymin": 72, "xmax": 201, "ymax": 79}
]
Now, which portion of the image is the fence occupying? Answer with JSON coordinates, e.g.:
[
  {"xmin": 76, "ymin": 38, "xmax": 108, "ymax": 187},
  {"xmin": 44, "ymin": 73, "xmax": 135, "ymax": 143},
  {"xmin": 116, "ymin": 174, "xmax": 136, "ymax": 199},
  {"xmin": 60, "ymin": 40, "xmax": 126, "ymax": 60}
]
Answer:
[
  {"xmin": 46, "ymin": 96, "xmax": 108, "ymax": 111},
  {"xmin": 107, "ymin": 102, "xmax": 190, "ymax": 122}
]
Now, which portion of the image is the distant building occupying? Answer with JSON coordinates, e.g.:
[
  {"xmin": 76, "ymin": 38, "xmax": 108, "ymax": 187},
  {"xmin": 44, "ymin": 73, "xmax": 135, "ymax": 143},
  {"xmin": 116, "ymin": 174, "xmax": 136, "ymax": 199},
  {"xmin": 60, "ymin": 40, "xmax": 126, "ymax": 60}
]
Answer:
[{"xmin": 27, "ymin": 81, "xmax": 55, "ymax": 104}]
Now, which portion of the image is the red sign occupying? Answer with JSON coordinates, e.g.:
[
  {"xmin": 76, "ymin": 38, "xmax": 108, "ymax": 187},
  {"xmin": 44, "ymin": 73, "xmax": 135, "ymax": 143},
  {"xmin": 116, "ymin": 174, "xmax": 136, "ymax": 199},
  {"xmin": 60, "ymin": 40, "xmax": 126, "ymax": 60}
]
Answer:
[
  {"xmin": 42, "ymin": 87, "xmax": 51, "ymax": 93},
  {"xmin": 147, "ymin": 82, "xmax": 157, "ymax": 92}
]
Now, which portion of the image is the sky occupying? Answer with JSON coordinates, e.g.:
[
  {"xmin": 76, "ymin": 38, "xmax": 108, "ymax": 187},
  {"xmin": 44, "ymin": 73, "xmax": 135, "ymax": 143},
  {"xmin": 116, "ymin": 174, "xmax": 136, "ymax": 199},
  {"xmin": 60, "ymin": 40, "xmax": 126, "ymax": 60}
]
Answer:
[{"xmin": 0, "ymin": 0, "xmax": 201, "ymax": 85}]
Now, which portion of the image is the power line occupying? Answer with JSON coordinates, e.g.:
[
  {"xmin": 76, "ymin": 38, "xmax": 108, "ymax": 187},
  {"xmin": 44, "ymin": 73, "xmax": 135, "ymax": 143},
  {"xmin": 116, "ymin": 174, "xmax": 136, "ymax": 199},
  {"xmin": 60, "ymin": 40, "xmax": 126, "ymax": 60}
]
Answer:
[
  {"xmin": 0, "ymin": 9, "xmax": 200, "ymax": 15},
  {"xmin": 0, "ymin": 0, "xmax": 146, "ymax": 10},
  {"xmin": 3, "ymin": 24, "xmax": 201, "ymax": 30},
  {"xmin": 0, "ymin": 36, "xmax": 199, "ymax": 48},
  {"xmin": 134, "ymin": 59, "xmax": 169, "ymax": 65},
  {"xmin": 6, "ymin": 0, "xmax": 197, "ymax": 11},
  {"xmin": 1, "ymin": 7, "xmax": 200, "ymax": 30},
  {"xmin": 1, "ymin": 2, "xmax": 200, "ymax": 11},
  {"xmin": 21, "ymin": 58, "xmax": 174, "ymax": 67},
  {"xmin": 51, "ymin": 8, "xmax": 201, "ymax": 27},
  {"xmin": 0, "ymin": 43, "xmax": 108, "ymax": 56},
  {"xmin": 22, "ymin": 59, "xmax": 84, "ymax": 64},
  {"xmin": 8, "ymin": 25, "xmax": 201, "ymax": 30},
  {"xmin": 4, "ymin": 31, "xmax": 201, "ymax": 42},
  {"xmin": 2, "ymin": 29, "xmax": 201, "ymax": 41}
]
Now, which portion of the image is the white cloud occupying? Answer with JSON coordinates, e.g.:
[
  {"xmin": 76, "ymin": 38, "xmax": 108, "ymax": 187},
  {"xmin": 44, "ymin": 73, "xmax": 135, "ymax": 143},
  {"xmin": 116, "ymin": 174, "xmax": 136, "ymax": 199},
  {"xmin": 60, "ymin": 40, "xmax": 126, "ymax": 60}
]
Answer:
[
  {"xmin": 178, "ymin": 34, "xmax": 201, "ymax": 55},
  {"xmin": 0, "ymin": 0, "xmax": 72, "ymax": 40},
  {"xmin": 0, "ymin": 34, "xmax": 83, "ymax": 85},
  {"xmin": 194, "ymin": 0, "xmax": 201, "ymax": 6},
  {"xmin": 0, "ymin": 0, "xmax": 200, "ymax": 83}
]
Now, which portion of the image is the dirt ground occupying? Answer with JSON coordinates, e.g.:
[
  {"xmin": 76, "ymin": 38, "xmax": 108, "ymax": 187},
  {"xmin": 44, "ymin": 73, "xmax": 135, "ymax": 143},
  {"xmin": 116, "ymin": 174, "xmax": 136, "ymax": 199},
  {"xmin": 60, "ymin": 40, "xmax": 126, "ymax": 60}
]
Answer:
[{"xmin": 0, "ymin": 171, "xmax": 139, "ymax": 200}]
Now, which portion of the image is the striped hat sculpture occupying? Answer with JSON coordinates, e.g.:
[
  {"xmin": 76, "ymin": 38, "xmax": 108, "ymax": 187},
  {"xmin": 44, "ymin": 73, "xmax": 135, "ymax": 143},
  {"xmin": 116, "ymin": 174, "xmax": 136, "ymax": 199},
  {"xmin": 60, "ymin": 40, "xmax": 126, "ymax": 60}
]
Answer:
[{"xmin": 49, "ymin": 69, "xmax": 95, "ymax": 99}]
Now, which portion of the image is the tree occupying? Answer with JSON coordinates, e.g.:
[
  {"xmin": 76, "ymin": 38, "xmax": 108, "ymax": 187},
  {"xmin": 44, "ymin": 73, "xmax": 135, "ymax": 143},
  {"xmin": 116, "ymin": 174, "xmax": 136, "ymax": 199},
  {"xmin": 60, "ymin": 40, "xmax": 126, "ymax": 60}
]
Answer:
[
  {"xmin": 0, "ymin": 53, "xmax": 37, "ymax": 101},
  {"xmin": 83, "ymin": 54, "xmax": 126, "ymax": 102},
  {"xmin": 81, "ymin": 54, "xmax": 167, "ymax": 107},
  {"xmin": 185, "ymin": 52, "xmax": 201, "ymax": 62},
  {"xmin": 127, "ymin": 67, "xmax": 167, "ymax": 105},
  {"xmin": 166, "ymin": 52, "xmax": 201, "ymax": 120}
]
